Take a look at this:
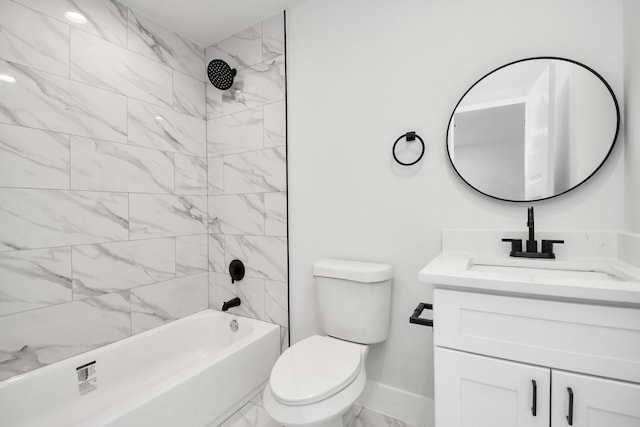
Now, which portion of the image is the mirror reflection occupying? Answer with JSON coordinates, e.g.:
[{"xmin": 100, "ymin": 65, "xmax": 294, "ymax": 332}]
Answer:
[{"xmin": 447, "ymin": 58, "xmax": 619, "ymax": 202}]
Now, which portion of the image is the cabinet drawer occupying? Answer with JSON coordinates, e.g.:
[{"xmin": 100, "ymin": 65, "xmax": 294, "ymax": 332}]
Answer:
[{"xmin": 433, "ymin": 289, "xmax": 640, "ymax": 383}]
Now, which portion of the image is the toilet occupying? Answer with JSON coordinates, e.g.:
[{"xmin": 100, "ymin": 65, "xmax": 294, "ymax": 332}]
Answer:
[{"xmin": 263, "ymin": 259, "xmax": 392, "ymax": 427}]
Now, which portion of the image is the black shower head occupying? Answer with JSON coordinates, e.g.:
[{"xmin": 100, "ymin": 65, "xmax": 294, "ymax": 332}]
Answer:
[{"xmin": 207, "ymin": 59, "xmax": 237, "ymax": 90}]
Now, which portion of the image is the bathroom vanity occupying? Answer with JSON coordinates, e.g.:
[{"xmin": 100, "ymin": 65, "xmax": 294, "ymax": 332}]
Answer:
[{"xmin": 419, "ymin": 230, "xmax": 640, "ymax": 427}]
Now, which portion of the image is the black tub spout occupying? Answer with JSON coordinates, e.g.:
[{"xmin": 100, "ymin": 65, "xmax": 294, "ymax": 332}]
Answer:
[{"xmin": 221, "ymin": 297, "xmax": 241, "ymax": 311}]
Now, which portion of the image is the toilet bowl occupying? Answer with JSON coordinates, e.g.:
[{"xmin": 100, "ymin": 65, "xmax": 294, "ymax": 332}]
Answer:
[
  {"xmin": 263, "ymin": 259, "xmax": 393, "ymax": 427},
  {"xmin": 263, "ymin": 335, "xmax": 368, "ymax": 427}
]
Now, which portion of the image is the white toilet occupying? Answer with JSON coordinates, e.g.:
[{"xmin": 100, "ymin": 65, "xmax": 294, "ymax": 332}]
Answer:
[{"xmin": 263, "ymin": 259, "xmax": 392, "ymax": 427}]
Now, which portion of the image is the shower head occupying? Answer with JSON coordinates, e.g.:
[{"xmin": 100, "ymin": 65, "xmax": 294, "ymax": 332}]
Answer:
[{"xmin": 207, "ymin": 59, "xmax": 237, "ymax": 90}]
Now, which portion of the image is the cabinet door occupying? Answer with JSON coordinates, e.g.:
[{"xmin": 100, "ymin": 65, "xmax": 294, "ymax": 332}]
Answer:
[
  {"xmin": 435, "ymin": 347, "xmax": 550, "ymax": 427},
  {"xmin": 551, "ymin": 370, "xmax": 640, "ymax": 427}
]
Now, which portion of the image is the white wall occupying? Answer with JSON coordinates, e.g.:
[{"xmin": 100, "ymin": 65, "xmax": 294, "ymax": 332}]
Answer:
[
  {"xmin": 624, "ymin": 0, "xmax": 640, "ymax": 233},
  {"xmin": 286, "ymin": 0, "xmax": 624, "ymax": 422}
]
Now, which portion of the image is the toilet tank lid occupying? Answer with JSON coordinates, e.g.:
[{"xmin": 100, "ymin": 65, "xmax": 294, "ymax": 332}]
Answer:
[{"xmin": 313, "ymin": 259, "xmax": 393, "ymax": 283}]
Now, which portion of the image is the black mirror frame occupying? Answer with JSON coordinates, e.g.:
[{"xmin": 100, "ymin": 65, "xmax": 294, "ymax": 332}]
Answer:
[{"xmin": 446, "ymin": 56, "xmax": 621, "ymax": 203}]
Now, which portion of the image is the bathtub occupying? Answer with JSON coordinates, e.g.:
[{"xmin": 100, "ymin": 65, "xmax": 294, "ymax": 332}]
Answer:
[{"xmin": 0, "ymin": 310, "xmax": 281, "ymax": 427}]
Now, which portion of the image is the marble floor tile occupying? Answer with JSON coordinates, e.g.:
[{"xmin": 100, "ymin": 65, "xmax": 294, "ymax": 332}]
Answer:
[
  {"xmin": 350, "ymin": 407, "xmax": 419, "ymax": 427},
  {"xmin": 218, "ymin": 400, "xmax": 281, "ymax": 427}
]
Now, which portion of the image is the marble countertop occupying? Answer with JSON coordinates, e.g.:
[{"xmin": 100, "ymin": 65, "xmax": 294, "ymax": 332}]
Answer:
[
  {"xmin": 420, "ymin": 230, "xmax": 640, "ymax": 306},
  {"xmin": 420, "ymin": 253, "xmax": 640, "ymax": 305}
]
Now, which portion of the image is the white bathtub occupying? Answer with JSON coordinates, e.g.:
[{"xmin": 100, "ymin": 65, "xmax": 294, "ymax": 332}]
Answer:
[{"xmin": 0, "ymin": 310, "xmax": 281, "ymax": 427}]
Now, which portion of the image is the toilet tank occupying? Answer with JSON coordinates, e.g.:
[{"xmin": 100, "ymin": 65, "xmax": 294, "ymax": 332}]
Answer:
[{"xmin": 313, "ymin": 259, "xmax": 392, "ymax": 344}]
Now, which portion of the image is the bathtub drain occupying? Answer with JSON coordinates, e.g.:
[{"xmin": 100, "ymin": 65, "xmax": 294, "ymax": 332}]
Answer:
[{"xmin": 230, "ymin": 319, "xmax": 239, "ymax": 332}]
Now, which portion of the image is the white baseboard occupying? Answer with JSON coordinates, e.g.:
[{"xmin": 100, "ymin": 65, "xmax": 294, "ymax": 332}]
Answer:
[{"xmin": 357, "ymin": 380, "xmax": 434, "ymax": 426}]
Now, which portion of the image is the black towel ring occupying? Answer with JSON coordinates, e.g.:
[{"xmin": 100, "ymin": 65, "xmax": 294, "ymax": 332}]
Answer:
[{"xmin": 392, "ymin": 131, "xmax": 425, "ymax": 166}]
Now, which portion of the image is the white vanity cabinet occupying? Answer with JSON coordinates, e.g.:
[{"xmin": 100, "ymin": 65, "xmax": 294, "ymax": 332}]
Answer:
[{"xmin": 432, "ymin": 288, "xmax": 640, "ymax": 427}]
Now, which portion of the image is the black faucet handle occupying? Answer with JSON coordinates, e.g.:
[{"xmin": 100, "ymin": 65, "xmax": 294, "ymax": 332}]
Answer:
[
  {"xmin": 502, "ymin": 238, "xmax": 523, "ymax": 255},
  {"xmin": 541, "ymin": 240, "xmax": 564, "ymax": 257}
]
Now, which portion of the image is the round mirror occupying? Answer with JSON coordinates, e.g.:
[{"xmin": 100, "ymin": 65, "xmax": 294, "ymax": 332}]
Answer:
[{"xmin": 447, "ymin": 57, "xmax": 620, "ymax": 202}]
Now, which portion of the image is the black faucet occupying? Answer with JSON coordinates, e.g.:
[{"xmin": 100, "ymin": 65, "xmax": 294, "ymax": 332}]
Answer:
[
  {"xmin": 502, "ymin": 206, "xmax": 564, "ymax": 259},
  {"xmin": 221, "ymin": 297, "xmax": 241, "ymax": 311}
]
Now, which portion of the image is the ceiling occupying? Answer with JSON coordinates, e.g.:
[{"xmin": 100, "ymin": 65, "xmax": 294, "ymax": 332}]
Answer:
[{"xmin": 120, "ymin": 0, "xmax": 303, "ymax": 47}]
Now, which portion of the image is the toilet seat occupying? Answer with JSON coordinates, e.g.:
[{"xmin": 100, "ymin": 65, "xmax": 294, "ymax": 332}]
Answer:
[{"xmin": 270, "ymin": 335, "xmax": 363, "ymax": 405}]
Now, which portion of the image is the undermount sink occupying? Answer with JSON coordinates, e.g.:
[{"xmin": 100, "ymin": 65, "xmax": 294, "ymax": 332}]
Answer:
[{"xmin": 467, "ymin": 258, "xmax": 635, "ymax": 282}]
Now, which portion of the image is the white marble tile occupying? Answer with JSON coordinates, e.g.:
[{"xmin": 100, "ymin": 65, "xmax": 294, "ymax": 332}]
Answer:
[
  {"xmin": 262, "ymin": 13, "xmax": 285, "ymax": 62},
  {"xmin": 70, "ymin": 136, "xmax": 174, "ymax": 193},
  {"xmin": 208, "ymin": 156, "xmax": 224, "ymax": 196},
  {"xmin": 225, "ymin": 235, "xmax": 287, "ymax": 281},
  {"xmin": 208, "ymin": 233, "xmax": 225, "ymax": 273},
  {"xmin": 0, "ymin": 291, "xmax": 130, "ymax": 381},
  {"xmin": 70, "ymin": 29, "xmax": 173, "ymax": 108},
  {"xmin": 264, "ymin": 101, "xmax": 286, "ymax": 147},
  {"xmin": 176, "ymin": 234, "xmax": 208, "ymax": 276},
  {"xmin": 223, "ymin": 55, "xmax": 285, "ymax": 115},
  {"xmin": 352, "ymin": 408, "xmax": 418, "ymax": 427},
  {"xmin": 0, "ymin": 0, "xmax": 70, "ymax": 77},
  {"xmin": 0, "ymin": 59, "xmax": 127, "ymax": 143},
  {"xmin": 175, "ymin": 154, "xmax": 207, "ymax": 195},
  {"xmin": 0, "ymin": 123, "xmax": 70, "ymax": 189},
  {"xmin": 265, "ymin": 192, "xmax": 287, "ymax": 236},
  {"xmin": 206, "ymin": 23, "xmax": 262, "ymax": 71},
  {"xmin": 128, "ymin": 98, "xmax": 206, "ymax": 157},
  {"xmin": 206, "ymin": 84, "xmax": 223, "ymax": 120},
  {"xmin": 13, "ymin": 0, "xmax": 127, "ymax": 46},
  {"xmin": 219, "ymin": 401, "xmax": 281, "ymax": 427},
  {"xmin": 209, "ymin": 271, "xmax": 265, "ymax": 321},
  {"xmin": 0, "ymin": 189, "xmax": 128, "ymax": 252},
  {"xmin": 0, "ymin": 247, "xmax": 72, "ymax": 316},
  {"xmin": 209, "ymin": 194, "xmax": 265, "ymax": 235},
  {"xmin": 280, "ymin": 327, "xmax": 289, "ymax": 352},
  {"xmin": 72, "ymin": 238, "xmax": 175, "ymax": 299},
  {"xmin": 265, "ymin": 280, "xmax": 287, "ymax": 327},
  {"xmin": 207, "ymin": 108, "xmax": 264, "ymax": 156},
  {"xmin": 127, "ymin": 8, "xmax": 205, "ymax": 81},
  {"xmin": 174, "ymin": 71, "xmax": 206, "ymax": 119},
  {"xmin": 131, "ymin": 272, "xmax": 208, "ymax": 334},
  {"xmin": 129, "ymin": 194, "xmax": 207, "ymax": 240},
  {"xmin": 224, "ymin": 147, "xmax": 286, "ymax": 194}
]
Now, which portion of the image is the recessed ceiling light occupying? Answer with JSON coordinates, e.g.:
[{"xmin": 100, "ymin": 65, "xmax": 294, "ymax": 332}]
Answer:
[
  {"xmin": 154, "ymin": 115, "xmax": 163, "ymax": 121},
  {"xmin": 64, "ymin": 11, "xmax": 88, "ymax": 24},
  {"xmin": 0, "ymin": 74, "xmax": 16, "ymax": 83}
]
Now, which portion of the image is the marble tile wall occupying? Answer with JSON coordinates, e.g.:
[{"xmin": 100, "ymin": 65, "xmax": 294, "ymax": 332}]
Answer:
[
  {"xmin": 0, "ymin": 0, "xmax": 208, "ymax": 381},
  {"xmin": 206, "ymin": 13, "xmax": 289, "ymax": 350}
]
